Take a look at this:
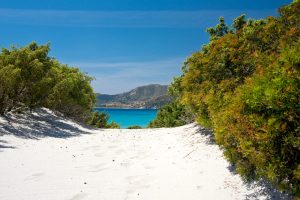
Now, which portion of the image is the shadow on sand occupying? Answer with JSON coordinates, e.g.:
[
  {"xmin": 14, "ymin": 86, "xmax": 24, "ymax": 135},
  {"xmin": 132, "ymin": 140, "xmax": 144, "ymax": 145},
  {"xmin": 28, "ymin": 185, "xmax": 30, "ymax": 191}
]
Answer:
[
  {"xmin": 0, "ymin": 139, "xmax": 15, "ymax": 149},
  {"xmin": 226, "ymin": 164, "xmax": 292, "ymax": 200},
  {"xmin": 192, "ymin": 123, "xmax": 291, "ymax": 200},
  {"xmin": 0, "ymin": 108, "xmax": 98, "ymax": 140},
  {"xmin": 189, "ymin": 123, "xmax": 215, "ymax": 145}
]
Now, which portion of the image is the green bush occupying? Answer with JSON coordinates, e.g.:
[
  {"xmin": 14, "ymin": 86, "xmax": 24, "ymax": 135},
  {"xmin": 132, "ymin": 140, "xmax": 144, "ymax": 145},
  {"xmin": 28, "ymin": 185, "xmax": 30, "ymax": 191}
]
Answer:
[
  {"xmin": 148, "ymin": 101, "xmax": 193, "ymax": 128},
  {"xmin": 0, "ymin": 42, "xmax": 95, "ymax": 122},
  {"xmin": 148, "ymin": 68, "xmax": 194, "ymax": 128},
  {"xmin": 89, "ymin": 112, "xmax": 120, "ymax": 129},
  {"xmin": 175, "ymin": 1, "xmax": 300, "ymax": 196},
  {"xmin": 214, "ymin": 42, "xmax": 300, "ymax": 194},
  {"xmin": 127, "ymin": 125, "xmax": 142, "ymax": 129}
]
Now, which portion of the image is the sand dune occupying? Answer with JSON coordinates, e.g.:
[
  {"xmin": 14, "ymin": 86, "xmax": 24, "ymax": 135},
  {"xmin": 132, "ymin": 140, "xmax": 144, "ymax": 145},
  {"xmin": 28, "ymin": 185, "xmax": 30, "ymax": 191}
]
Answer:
[{"xmin": 0, "ymin": 108, "xmax": 288, "ymax": 200}]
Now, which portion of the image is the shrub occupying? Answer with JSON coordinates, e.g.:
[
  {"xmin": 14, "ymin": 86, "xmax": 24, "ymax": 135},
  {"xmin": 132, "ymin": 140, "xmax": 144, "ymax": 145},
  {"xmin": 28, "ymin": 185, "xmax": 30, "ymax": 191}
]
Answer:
[
  {"xmin": 148, "ymin": 101, "xmax": 193, "ymax": 128},
  {"xmin": 217, "ymin": 42, "xmax": 300, "ymax": 193},
  {"xmin": 176, "ymin": 1, "xmax": 300, "ymax": 196},
  {"xmin": 0, "ymin": 42, "xmax": 95, "ymax": 122},
  {"xmin": 89, "ymin": 112, "xmax": 120, "ymax": 129},
  {"xmin": 127, "ymin": 125, "xmax": 142, "ymax": 129}
]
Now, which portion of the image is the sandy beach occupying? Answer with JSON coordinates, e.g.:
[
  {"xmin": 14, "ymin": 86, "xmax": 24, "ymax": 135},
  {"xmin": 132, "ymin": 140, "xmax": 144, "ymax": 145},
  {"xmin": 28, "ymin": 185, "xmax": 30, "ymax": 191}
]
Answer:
[{"xmin": 0, "ymin": 109, "xmax": 288, "ymax": 200}]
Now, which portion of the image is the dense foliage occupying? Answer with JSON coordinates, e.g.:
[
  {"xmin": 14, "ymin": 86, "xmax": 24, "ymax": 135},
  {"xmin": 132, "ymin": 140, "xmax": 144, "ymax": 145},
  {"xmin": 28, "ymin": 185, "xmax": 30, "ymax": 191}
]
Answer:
[
  {"xmin": 148, "ymin": 77, "xmax": 194, "ymax": 128},
  {"xmin": 0, "ymin": 42, "xmax": 96, "ymax": 122},
  {"xmin": 172, "ymin": 0, "xmax": 300, "ymax": 196},
  {"xmin": 148, "ymin": 101, "xmax": 193, "ymax": 128},
  {"xmin": 89, "ymin": 112, "xmax": 120, "ymax": 128},
  {"xmin": 127, "ymin": 125, "xmax": 142, "ymax": 129}
]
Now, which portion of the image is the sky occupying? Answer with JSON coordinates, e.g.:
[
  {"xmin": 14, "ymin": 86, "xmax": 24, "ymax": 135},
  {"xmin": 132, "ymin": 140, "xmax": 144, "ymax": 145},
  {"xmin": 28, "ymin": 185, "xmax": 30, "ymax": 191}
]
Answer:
[{"xmin": 0, "ymin": 0, "xmax": 292, "ymax": 94}]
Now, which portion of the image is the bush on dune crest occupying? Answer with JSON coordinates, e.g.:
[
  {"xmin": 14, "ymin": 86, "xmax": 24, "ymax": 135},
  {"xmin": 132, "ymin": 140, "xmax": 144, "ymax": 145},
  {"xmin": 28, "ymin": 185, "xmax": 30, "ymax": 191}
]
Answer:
[
  {"xmin": 148, "ymin": 75, "xmax": 195, "ymax": 128},
  {"xmin": 0, "ymin": 42, "xmax": 96, "ymax": 122},
  {"xmin": 169, "ymin": 0, "xmax": 300, "ymax": 196},
  {"xmin": 89, "ymin": 112, "xmax": 120, "ymax": 129},
  {"xmin": 127, "ymin": 125, "xmax": 142, "ymax": 129},
  {"xmin": 148, "ymin": 101, "xmax": 193, "ymax": 128}
]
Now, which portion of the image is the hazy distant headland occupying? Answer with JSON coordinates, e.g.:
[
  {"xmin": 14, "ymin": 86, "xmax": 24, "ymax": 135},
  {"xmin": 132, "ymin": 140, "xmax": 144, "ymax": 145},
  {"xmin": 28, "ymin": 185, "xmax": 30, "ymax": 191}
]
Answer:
[{"xmin": 96, "ymin": 84, "xmax": 172, "ymax": 109}]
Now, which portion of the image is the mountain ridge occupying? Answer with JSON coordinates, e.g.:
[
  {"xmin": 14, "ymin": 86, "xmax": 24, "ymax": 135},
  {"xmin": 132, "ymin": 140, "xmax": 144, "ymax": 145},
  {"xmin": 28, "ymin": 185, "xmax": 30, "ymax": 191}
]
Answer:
[{"xmin": 96, "ymin": 84, "xmax": 171, "ymax": 108}]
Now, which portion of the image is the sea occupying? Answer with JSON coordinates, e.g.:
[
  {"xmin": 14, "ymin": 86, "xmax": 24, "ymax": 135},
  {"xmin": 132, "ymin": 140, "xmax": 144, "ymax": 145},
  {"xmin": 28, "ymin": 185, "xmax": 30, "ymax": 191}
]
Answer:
[{"xmin": 94, "ymin": 108, "xmax": 158, "ymax": 128}]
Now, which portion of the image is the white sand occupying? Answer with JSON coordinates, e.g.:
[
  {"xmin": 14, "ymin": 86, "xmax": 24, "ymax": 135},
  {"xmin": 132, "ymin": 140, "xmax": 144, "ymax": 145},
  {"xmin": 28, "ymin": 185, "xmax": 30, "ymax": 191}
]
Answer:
[{"xmin": 0, "ymin": 108, "xmax": 288, "ymax": 200}]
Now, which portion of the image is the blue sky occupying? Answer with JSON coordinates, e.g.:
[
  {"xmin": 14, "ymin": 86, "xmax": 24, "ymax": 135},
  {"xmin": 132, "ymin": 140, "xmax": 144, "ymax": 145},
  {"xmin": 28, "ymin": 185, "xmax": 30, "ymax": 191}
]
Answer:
[{"xmin": 0, "ymin": 0, "xmax": 292, "ymax": 94}]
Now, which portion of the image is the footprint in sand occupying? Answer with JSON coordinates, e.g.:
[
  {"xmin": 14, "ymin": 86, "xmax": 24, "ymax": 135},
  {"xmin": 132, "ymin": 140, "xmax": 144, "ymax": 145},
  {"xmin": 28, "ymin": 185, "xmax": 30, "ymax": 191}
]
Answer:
[
  {"xmin": 126, "ymin": 175, "xmax": 151, "ymax": 189},
  {"xmin": 88, "ymin": 167, "xmax": 109, "ymax": 172},
  {"xmin": 94, "ymin": 153, "xmax": 103, "ymax": 157},
  {"xmin": 108, "ymin": 145, "xmax": 118, "ymax": 149},
  {"xmin": 119, "ymin": 159, "xmax": 133, "ymax": 168},
  {"xmin": 24, "ymin": 172, "xmax": 45, "ymax": 181},
  {"xmin": 196, "ymin": 185, "xmax": 202, "ymax": 190},
  {"xmin": 82, "ymin": 145, "xmax": 101, "ymax": 151},
  {"xmin": 144, "ymin": 165, "xmax": 155, "ymax": 170},
  {"xmin": 68, "ymin": 193, "xmax": 87, "ymax": 200},
  {"xmin": 87, "ymin": 163, "xmax": 108, "ymax": 172},
  {"xmin": 115, "ymin": 148, "xmax": 124, "ymax": 154}
]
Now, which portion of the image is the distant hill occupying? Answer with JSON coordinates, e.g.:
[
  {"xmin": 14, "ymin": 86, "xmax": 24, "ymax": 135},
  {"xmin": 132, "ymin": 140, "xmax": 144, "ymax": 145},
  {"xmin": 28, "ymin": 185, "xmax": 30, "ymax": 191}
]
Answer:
[{"xmin": 96, "ymin": 84, "xmax": 171, "ymax": 108}]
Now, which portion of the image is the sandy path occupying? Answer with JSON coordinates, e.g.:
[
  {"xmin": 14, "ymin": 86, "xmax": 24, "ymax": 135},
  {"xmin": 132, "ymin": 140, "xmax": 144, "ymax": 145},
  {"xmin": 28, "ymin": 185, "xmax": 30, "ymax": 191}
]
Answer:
[{"xmin": 0, "ymin": 110, "xmax": 288, "ymax": 200}]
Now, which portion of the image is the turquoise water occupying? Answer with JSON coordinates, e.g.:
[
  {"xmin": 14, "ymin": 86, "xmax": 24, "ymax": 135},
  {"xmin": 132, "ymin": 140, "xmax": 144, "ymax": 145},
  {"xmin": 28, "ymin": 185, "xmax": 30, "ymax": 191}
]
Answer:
[{"xmin": 94, "ymin": 108, "xmax": 158, "ymax": 128}]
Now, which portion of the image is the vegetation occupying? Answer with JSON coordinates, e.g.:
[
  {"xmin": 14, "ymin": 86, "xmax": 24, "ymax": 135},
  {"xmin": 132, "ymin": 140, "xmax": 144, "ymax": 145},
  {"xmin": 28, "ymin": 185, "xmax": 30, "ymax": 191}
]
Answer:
[
  {"xmin": 0, "ymin": 42, "xmax": 120, "ymax": 128},
  {"xmin": 168, "ymin": 0, "xmax": 300, "ymax": 196},
  {"xmin": 127, "ymin": 125, "xmax": 142, "ymax": 129},
  {"xmin": 0, "ymin": 42, "xmax": 95, "ymax": 122},
  {"xmin": 148, "ymin": 101, "xmax": 193, "ymax": 128},
  {"xmin": 89, "ymin": 112, "xmax": 120, "ymax": 128},
  {"xmin": 148, "ymin": 77, "xmax": 194, "ymax": 128}
]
